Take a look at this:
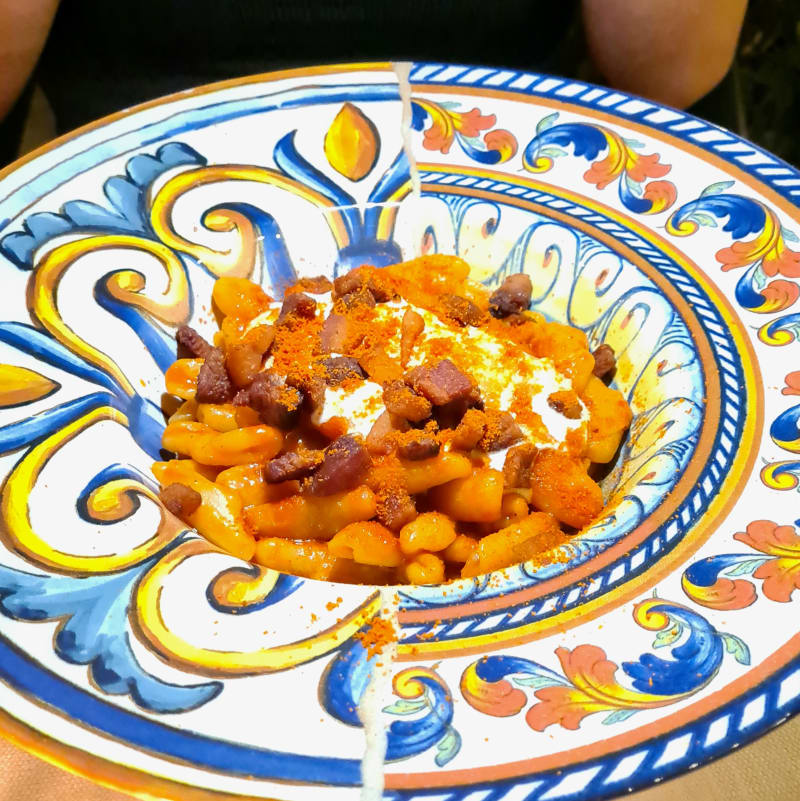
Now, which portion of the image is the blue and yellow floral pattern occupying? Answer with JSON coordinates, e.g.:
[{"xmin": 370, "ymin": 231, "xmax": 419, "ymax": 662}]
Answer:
[
  {"xmin": 522, "ymin": 111, "xmax": 677, "ymax": 214},
  {"xmin": 683, "ymin": 520, "xmax": 800, "ymax": 610},
  {"xmin": 0, "ymin": 110, "xmax": 406, "ymax": 712},
  {"xmin": 0, "ymin": 93, "xmax": 752, "ymax": 715},
  {"xmin": 666, "ymin": 184, "xmax": 800, "ymax": 320},
  {"xmin": 411, "ymin": 97, "xmax": 517, "ymax": 164},
  {"xmin": 320, "ymin": 638, "xmax": 461, "ymax": 767},
  {"xmin": 460, "ymin": 598, "xmax": 749, "ymax": 730}
]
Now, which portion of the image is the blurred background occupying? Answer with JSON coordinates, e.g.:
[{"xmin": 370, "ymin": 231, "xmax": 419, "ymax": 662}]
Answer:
[
  {"xmin": 713, "ymin": 0, "xmax": 799, "ymax": 167},
  {"xmin": 3, "ymin": 0, "xmax": 798, "ymax": 169}
]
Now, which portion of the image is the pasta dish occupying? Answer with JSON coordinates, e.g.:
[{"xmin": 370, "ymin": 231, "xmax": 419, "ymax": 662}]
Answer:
[{"xmin": 154, "ymin": 256, "xmax": 631, "ymax": 584}]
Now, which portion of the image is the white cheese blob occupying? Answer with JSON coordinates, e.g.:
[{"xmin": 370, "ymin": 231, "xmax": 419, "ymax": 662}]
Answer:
[
  {"xmin": 373, "ymin": 302, "xmax": 587, "ymax": 448},
  {"xmin": 310, "ymin": 380, "xmax": 385, "ymax": 439},
  {"xmin": 244, "ymin": 290, "xmax": 587, "ymax": 449}
]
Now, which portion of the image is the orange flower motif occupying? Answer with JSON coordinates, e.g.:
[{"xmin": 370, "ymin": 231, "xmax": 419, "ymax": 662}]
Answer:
[
  {"xmin": 626, "ymin": 152, "xmax": 671, "ymax": 184},
  {"xmin": 715, "ymin": 208, "xmax": 800, "ymax": 278},
  {"xmin": 751, "ymin": 559, "xmax": 800, "ymax": 603},
  {"xmin": 526, "ymin": 646, "xmax": 618, "ymax": 730},
  {"xmin": 717, "ymin": 240, "xmax": 800, "ymax": 277},
  {"xmin": 483, "ymin": 129, "xmax": 518, "ymax": 161},
  {"xmin": 413, "ymin": 97, "xmax": 518, "ymax": 165},
  {"xmin": 582, "ymin": 136, "xmax": 671, "ymax": 192},
  {"xmin": 782, "ymin": 371, "xmax": 800, "ymax": 397},
  {"xmin": 525, "ymin": 644, "xmax": 673, "ymax": 731},
  {"xmin": 753, "ymin": 280, "xmax": 800, "ymax": 314},
  {"xmin": 422, "ymin": 122, "xmax": 454, "ymax": 154},
  {"xmin": 643, "ymin": 180, "xmax": 678, "ymax": 214},
  {"xmin": 421, "ymin": 106, "xmax": 496, "ymax": 154},
  {"xmin": 422, "ymin": 122, "xmax": 454, "ymax": 153},
  {"xmin": 451, "ymin": 107, "xmax": 497, "ymax": 138},
  {"xmin": 762, "ymin": 244, "xmax": 800, "ymax": 278},
  {"xmin": 734, "ymin": 520, "xmax": 800, "ymax": 602},
  {"xmin": 583, "ymin": 155, "xmax": 620, "ymax": 191}
]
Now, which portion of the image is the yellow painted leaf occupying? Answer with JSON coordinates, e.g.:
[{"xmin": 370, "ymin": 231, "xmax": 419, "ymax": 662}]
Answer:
[
  {"xmin": 0, "ymin": 364, "xmax": 59, "ymax": 407},
  {"xmin": 324, "ymin": 102, "xmax": 379, "ymax": 182}
]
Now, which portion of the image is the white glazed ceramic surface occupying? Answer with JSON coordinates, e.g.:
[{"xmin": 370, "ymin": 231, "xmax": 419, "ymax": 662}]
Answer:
[{"xmin": 0, "ymin": 63, "xmax": 799, "ymax": 801}]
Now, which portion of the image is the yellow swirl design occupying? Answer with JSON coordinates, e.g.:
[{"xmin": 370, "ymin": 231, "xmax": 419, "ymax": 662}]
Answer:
[
  {"xmin": 393, "ymin": 666, "xmax": 446, "ymax": 698},
  {"xmin": 0, "ymin": 406, "xmax": 179, "ymax": 574},
  {"xmin": 523, "ymin": 154, "xmax": 555, "ymax": 173},
  {"xmin": 757, "ymin": 322, "xmax": 795, "ymax": 346},
  {"xmin": 732, "ymin": 211, "xmax": 780, "ymax": 267},
  {"xmin": 760, "ymin": 461, "xmax": 800, "ymax": 490},
  {"xmin": 149, "ymin": 165, "xmax": 351, "ymax": 276},
  {"xmin": 102, "ymin": 267, "xmax": 189, "ymax": 326},
  {"xmin": 665, "ymin": 216, "xmax": 699, "ymax": 236},
  {"xmin": 135, "ymin": 539, "xmax": 381, "ymax": 675},
  {"xmin": 599, "ymin": 130, "xmax": 627, "ymax": 178},
  {"xmin": 31, "ymin": 234, "xmax": 189, "ymax": 395},
  {"xmin": 209, "ymin": 564, "xmax": 281, "ymax": 608},
  {"xmin": 86, "ymin": 477, "xmax": 174, "ymax": 530},
  {"xmin": 632, "ymin": 597, "xmax": 673, "ymax": 631}
]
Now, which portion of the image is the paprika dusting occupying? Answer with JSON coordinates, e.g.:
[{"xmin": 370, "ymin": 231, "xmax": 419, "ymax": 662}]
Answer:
[{"xmin": 155, "ymin": 257, "xmax": 631, "ymax": 586}]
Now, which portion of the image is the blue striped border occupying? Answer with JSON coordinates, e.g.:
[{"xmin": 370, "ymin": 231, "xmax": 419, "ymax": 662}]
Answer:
[{"xmin": 409, "ymin": 63, "xmax": 800, "ymax": 202}]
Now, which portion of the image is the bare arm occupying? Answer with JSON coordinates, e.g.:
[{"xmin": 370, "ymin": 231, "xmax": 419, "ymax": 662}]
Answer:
[
  {"xmin": 582, "ymin": 0, "xmax": 747, "ymax": 109},
  {"xmin": 0, "ymin": 0, "xmax": 59, "ymax": 121}
]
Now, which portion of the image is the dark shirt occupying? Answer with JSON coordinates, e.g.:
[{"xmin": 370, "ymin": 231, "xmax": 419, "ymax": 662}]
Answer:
[
  {"xmin": 35, "ymin": 0, "xmax": 580, "ymax": 138},
  {"xmin": 1, "ymin": 2, "xmax": 743, "ymax": 170}
]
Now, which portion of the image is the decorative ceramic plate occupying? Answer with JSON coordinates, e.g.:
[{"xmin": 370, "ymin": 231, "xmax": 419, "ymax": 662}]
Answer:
[{"xmin": 1, "ymin": 62, "xmax": 800, "ymax": 801}]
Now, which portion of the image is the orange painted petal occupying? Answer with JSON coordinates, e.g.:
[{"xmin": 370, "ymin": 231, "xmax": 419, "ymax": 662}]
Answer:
[
  {"xmin": 683, "ymin": 575, "xmax": 757, "ymax": 610},
  {"xmin": 556, "ymin": 644, "xmax": 618, "ymax": 687},
  {"xmin": 483, "ymin": 129, "xmax": 518, "ymax": 161},
  {"xmin": 642, "ymin": 180, "xmax": 677, "ymax": 213},
  {"xmin": 754, "ymin": 558, "xmax": 800, "ymax": 603},
  {"xmin": 423, "ymin": 123, "xmax": 452, "ymax": 153},
  {"xmin": 583, "ymin": 157, "xmax": 619, "ymax": 190},
  {"xmin": 627, "ymin": 152, "xmax": 670, "ymax": 182},
  {"xmin": 763, "ymin": 245, "xmax": 800, "ymax": 278},
  {"xmin": 756, "ymin": 279, "xmax": 800, "ymax": 314},
  {"xmin": 453, "ymin": 107, "xmax": 497, "ymax": 137},
  {"xmin": 463, "ymin": 679, "xmax": 527, "ymax": 717},
  {"xmin": 782, "ymin": 371, "xmax": 800, "ymax": 396},
  {"xmin": 716, "ymin": 240, "xmax": 767, "ymax": 272},
  {"xmin": 526, "ymin": 685, "xmax": 609, "ymax": 731},
  {"xmin": 735, "ymin": 520, "xmax": 800, "ymax": 555}
]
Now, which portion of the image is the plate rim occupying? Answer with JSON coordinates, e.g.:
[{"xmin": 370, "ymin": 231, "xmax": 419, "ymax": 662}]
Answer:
[{"xmin": 0, "ymin": 59, "xmax": 798, "ymax": 801}]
